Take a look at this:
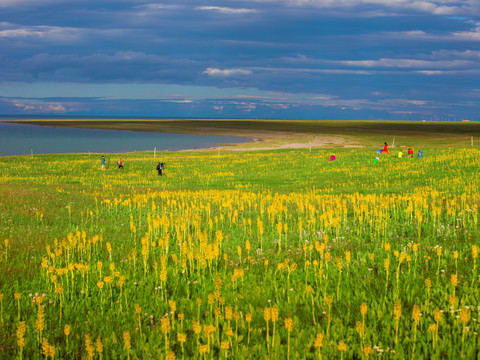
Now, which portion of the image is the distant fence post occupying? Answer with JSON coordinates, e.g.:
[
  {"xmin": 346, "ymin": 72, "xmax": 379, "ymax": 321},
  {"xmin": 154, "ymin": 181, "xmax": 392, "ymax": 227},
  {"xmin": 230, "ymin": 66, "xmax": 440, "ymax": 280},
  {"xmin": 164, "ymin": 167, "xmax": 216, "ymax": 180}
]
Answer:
[
  {"xmin": 472, "ymin": 136, "xmax": 474, "ymax": 147},
  {"xmin": 154, "ymin": 147, "xmax": 156, "ymax": 158},
  {"xmin": 392, "ymin": 138, "xmax": 395, "ymax": 149}
]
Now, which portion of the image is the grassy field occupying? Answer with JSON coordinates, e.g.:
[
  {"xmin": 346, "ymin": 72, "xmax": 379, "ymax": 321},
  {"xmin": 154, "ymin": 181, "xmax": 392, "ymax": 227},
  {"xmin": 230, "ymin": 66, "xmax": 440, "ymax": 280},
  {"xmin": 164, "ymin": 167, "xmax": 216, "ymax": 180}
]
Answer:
[{"xmin": 0, "ymin": 122, "xmax": 480, "ymax": 359}]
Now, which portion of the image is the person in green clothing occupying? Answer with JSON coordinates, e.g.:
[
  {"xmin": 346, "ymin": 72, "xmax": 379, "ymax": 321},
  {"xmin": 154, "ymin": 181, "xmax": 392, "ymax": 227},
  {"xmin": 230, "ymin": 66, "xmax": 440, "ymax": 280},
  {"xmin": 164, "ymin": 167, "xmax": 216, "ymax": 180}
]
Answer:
[{"xmin": 371, "ymin": 157, "xmax": 379, "ymax": 164}]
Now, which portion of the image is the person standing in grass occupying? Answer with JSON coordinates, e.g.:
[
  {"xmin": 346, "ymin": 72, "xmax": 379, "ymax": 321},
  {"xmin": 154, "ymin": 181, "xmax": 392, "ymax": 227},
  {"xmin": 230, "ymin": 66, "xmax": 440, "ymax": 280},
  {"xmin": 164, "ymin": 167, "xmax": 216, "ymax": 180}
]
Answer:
[
  {"xmin": 101, "ymin": 156, "xmax": 106, "ymax": 170},
  {"xmin": 382, "ymin": 142, "xmax": 388, "ymax": 153},
  {"xmin": 156, "ymin": 162, "xmax": 164, "ymax": 176},
  {"xmin": 117, "ymin": 158, "xmax": 124, "ymax": 169}
]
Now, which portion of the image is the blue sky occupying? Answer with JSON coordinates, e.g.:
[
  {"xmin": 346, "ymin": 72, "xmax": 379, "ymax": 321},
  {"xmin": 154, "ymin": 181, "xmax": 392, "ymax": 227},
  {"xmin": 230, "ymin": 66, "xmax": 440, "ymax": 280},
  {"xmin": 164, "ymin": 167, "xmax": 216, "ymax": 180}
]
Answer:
[{"xmin": 0, "ymin": 0, "xmax": 479, "ymax": 120}]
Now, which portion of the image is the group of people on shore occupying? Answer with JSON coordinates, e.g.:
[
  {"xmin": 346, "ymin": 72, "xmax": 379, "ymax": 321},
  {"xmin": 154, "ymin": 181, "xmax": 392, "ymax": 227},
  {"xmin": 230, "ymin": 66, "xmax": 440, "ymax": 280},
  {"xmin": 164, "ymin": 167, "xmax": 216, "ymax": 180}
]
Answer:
[
  {"xmin": 101, "ymin": 156, "xmax": 124, "ymax": 169},
  {"xmin": 101, "ymin": 142, "xmax": 422, "ymax": 173},
  {"xmin": 100, "ymin": 156, "xmax": 165, "ymax": 175},
  {"xmin": 372, "ymin": 142, "xmax": 423, "ymax": 163},
  {"xmin": 328, "ymin": 142, "xmax": 423, "ymax": 164}
]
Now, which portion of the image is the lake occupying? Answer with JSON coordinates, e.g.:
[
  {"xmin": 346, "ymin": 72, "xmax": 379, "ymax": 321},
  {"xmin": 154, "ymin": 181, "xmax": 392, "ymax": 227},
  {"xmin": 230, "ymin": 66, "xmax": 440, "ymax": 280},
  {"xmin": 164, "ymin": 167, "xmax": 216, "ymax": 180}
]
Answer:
[{"xmin": 0, "ymin": 122, "xmax": 250, "ymax": 156}]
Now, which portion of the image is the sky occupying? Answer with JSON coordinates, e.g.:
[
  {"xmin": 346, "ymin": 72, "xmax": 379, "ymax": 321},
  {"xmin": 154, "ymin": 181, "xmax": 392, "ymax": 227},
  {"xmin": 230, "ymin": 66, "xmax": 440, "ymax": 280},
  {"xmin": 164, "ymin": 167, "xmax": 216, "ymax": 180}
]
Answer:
[{"xmin": 0, "ymin": 0, "xmax": 479, "ymax": 120}]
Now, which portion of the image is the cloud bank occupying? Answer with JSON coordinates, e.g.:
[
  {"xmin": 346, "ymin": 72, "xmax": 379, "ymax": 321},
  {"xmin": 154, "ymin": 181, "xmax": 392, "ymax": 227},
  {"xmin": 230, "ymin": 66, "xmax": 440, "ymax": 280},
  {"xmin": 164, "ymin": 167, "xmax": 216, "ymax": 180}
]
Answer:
[{"xmin": 0, "ymin": 0, "xmax": 478, "ymax": 120}]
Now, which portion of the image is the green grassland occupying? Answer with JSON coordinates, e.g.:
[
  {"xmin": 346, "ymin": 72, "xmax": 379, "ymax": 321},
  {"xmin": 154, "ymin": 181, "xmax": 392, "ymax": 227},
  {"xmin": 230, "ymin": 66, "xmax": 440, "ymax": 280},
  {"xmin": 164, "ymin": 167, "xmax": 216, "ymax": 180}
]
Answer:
[{"xmin": 0, "ymin": 121, "xmax": 479, "ymax": 359}]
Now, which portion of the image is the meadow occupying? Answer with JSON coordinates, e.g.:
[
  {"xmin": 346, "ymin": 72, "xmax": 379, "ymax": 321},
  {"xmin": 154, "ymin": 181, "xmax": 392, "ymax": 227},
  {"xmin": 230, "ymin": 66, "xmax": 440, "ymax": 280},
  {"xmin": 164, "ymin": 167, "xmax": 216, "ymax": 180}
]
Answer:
[{"xmin": 0, "ymin": 144, "xmax": 479, "ymax": 359}]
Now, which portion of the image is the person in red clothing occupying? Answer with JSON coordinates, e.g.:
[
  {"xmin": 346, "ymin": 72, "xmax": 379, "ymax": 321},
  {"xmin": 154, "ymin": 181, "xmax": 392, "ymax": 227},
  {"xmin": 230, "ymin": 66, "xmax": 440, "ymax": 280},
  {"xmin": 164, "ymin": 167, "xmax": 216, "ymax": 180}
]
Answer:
[
  {"xmin": 117, "ymin": 158, "xmax": 124, "ymax": 169},
  {"xmin": 382, "ymin": 142, "xmax": 388, "ymax": 153},
  {"xmin": 408, "ymin": 148, "xmax": 413, "ymax": 157}
]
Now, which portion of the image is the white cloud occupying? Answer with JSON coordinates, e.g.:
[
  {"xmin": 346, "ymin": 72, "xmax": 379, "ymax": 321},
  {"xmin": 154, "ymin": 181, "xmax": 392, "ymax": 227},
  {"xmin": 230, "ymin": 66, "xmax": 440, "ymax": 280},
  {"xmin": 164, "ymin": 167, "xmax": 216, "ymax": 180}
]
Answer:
[
  {"xmin": 12, "ymin": 101, "xmax": 35, "ymax": 111},
  {"xmin": 203, "ymin": 67, "xmax": 253, "ymax": 77},
  {"xmin": 452, "ymin": 22, "xmax": 480, "ymax": 40},
  {"xmin": 235, "ymin": 102, "xmax": 257, "ymax": 112},
  {"xmin": 165, "ymin": 99, "xmax": 193, "ymax": 103},
  {"xmin": 387, "ymin": 23, "xmax": 480, "ymax": 42},
  {"xmin": 267, "ymin": 103, "xmax": 290, "ymax": 110},
  {"xmin": 339, "ymin": 58, "xmax": 474, "ymax": 68},
  {"xmin": 380, "ymin": 98, "xmax": 430, "ymax": 106},
  {"xmin": 47, "ymin": 104, "xmax": 67, "ymax": 111},
  {"xmin": 393, "ymin": 22, "xmax": 480, "ymax": 42},
  {"xmin": 391, "ymin": 110, "xmax": 418, "ymax": 114},
  {"xmin": 196, "ymin": 6, "xmax": 258, "ymax": 14},
  {"xmin": 400, "ymin": 30, "xmax": 430, "ymax": 38},
  {"xmin": 8, "ymin": 99, "xmax": 69, "ymax": 112},
  {"xmin": 431, "ymin": 49, "xmax": 480, "ymax": 58},
  {"xmin": 133, "ymin": 4, "xmax": 183, "ymax": 17},
  {"xmin": 406, "ymin": 100, "xmax": 428, "ymax": 105},
  {"xmin": 299, "ymin": 94, "xmax": 451, "ymax": 112},
  {"xmin": 0, "ymin": 24, "xmax": 82, "ymax": 41},
  {"xmin": 416, "ymin": 70, "xmax": 445, "ymax": 75},
  {"xmin": 272, "ymin": 0, "xmax": 477, "ymax": 16},
  {"xmin": 139, "ymin": 4, "xmax": 182, "ymax": 11},
  {"xmin": 0, "ymin": 22, "xmax": 132, "ymax": 45}
]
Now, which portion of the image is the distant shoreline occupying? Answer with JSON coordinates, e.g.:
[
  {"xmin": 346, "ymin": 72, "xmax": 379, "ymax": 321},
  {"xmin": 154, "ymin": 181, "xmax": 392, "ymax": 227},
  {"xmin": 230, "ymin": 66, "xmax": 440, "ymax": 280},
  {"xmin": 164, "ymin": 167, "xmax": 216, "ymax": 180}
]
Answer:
[{"xmin": 7, "ymin": 118, "xmax": 480, "ymax": 150}]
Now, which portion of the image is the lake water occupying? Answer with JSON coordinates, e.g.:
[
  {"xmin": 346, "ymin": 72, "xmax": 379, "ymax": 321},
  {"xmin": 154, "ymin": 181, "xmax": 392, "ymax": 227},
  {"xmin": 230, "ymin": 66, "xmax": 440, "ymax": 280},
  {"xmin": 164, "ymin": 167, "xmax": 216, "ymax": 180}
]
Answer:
[{"xmin": 0, "ymin": 122, "xmax": 250, "ymax": 156}]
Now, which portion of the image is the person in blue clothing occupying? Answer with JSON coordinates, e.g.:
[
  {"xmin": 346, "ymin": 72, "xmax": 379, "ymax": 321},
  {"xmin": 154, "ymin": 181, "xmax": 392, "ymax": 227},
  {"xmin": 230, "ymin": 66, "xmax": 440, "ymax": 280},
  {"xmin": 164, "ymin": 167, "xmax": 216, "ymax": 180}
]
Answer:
[
  {"xmin": 101, "ymin": 156, "xmax": 106, "ymax": 170},
  {"xmin": 156, "ymin": 162, "xmax": 165, "ymax": 176},
  {"xmin": 418, "ymin": 150, "xmax": 423, "ymax": 158}
]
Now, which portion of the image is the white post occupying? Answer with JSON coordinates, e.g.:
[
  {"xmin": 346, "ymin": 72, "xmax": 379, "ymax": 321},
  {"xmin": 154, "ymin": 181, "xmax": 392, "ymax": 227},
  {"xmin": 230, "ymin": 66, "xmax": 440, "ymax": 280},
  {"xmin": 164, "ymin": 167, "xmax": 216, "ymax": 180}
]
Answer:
[
  {"xmin": 392, "ymin": 138, "xmax": 395, "ymax": 149},
  {"xmin": 309, "ymin": 141, "xmax": 311, "ymax": 153},
  {"xmin": 154, "ymin": 147, "xmax": 156, "ymax": 158},
  {"xmin": 471, "ymin": 136, "xmax": 474, "ymax": 147}
]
